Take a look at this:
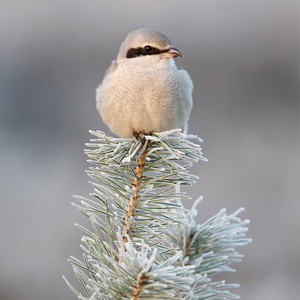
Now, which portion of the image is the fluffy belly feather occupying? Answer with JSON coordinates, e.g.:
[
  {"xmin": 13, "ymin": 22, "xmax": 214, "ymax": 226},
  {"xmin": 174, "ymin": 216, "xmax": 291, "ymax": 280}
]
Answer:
[{"xmin": 97, "ymin": 64, "xmax": 193, "ymax": 138}]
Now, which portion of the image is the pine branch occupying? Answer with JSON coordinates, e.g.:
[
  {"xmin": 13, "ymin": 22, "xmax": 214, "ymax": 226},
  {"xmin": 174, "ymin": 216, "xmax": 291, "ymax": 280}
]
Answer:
[
  {"xmin": 64, "ymin": 129, "xmax": 251, "ymax": 300},
  {"xmin": 122, "ymin": 144, "xmax": 148, "ymax": 244}
]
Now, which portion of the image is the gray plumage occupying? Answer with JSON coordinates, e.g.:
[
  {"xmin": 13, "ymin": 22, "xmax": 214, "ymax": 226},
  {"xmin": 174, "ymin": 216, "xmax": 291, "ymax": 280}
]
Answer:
[{"xmin": 96, "ymin": 28, "xmax": 193, "ymax": 138}]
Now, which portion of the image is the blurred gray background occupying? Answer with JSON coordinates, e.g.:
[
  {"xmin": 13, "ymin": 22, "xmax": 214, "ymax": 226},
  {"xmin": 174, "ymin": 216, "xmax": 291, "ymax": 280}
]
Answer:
[{"xmin": 0, "ymin": 1, "xmax": 299, "ymax": 299}]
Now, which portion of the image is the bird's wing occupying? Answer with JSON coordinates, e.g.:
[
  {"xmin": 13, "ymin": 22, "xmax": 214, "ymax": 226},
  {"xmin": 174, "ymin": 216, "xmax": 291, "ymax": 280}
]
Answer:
[{"xmin": 104, "ymin": 60, "xmax": 118, "ymax": 78}]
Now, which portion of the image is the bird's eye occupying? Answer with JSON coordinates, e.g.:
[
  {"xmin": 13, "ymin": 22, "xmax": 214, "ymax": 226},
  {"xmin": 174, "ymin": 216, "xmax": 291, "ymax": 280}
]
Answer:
[{"xmin": 144, "ymin": 45, "xmax": 153, "ymax": 52}]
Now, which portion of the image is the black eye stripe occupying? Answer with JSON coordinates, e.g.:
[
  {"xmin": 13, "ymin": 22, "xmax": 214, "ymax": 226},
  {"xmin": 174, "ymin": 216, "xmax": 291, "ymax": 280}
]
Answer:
[
  {"xmin": 126, "ymin": 47, "xmax": 166, "ymax": 58},
  {"xmin": 126, "ymin": 48, "xmax": 143, "ymax": 58}
]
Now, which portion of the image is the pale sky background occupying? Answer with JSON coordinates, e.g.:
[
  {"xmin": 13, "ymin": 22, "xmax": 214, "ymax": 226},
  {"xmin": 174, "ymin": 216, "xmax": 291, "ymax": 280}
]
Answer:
[{"xmin": 0, "ymin": 1, "xmax": 299, "ymax": 300}]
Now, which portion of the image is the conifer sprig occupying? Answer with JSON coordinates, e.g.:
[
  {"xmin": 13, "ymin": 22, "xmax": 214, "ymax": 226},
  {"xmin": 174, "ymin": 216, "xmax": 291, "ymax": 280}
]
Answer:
[{"xmin": 65, "ymin": 129, "xmax": 251, "ymax": 299}]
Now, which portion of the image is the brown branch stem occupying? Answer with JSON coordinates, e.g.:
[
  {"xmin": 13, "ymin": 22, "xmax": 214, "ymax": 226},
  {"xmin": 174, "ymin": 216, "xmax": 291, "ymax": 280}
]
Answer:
[
  {"xmin": 132, "ymin": 273, "xmax": 148, "ymax": 300},
  {"xmin": 122, "ymin": 146, "xmax": 148, "ymax": 243}
]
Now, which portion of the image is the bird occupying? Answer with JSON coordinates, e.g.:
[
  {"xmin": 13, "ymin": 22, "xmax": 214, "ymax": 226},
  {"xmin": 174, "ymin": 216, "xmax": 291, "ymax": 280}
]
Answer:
[{"xmin": 96, "ymin": 28, "xmax": 193, "ymax": 139}]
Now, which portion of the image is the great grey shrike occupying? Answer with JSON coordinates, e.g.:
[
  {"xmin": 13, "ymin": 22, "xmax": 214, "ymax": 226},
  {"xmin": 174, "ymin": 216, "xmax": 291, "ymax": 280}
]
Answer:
[{"xmin": 96, "ymin": 28, "xmax": 193, "ymax": 138}]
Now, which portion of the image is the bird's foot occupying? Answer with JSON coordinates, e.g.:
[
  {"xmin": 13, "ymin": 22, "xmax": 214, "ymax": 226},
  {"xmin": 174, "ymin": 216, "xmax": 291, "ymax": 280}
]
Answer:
[
  {"xmin": 133, "ymin": 130, "xmax": 151, "ymax": 141},
  {"xmin": 133, "ymin": 131, "xmax": 141, "ymax": 140}
]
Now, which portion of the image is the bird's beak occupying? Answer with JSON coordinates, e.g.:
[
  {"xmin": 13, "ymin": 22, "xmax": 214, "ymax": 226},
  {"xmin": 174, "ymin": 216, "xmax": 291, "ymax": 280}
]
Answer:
[{"xmin": 160, "ymin": 47, "xmax": 182, "ymax": 58}]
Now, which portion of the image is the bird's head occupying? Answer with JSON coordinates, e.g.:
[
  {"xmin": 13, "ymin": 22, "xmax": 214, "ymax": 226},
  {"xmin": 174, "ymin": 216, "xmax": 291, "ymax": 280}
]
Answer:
[{"xmin": 116, "ymin": 28, "xmax": 182, "ymax": 64}]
